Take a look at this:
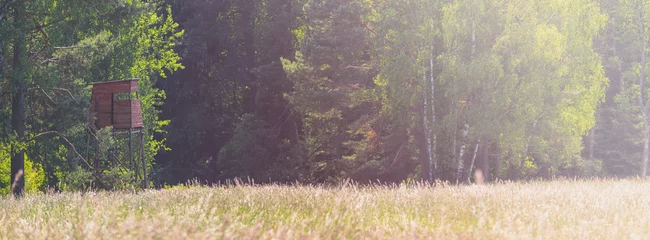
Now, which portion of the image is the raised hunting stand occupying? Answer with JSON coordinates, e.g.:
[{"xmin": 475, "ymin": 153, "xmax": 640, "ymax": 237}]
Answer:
[{"xmin": 87, "ymin": 79, "xmax": 147, "ymax": 189}]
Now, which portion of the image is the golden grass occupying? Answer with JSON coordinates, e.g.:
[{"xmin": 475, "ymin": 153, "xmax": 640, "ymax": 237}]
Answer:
[{"xmin": 1, "ymin": 179, "xmax": 649, "ymax": 239}]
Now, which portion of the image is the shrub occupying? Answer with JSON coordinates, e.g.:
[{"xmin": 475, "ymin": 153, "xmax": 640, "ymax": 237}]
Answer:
[{"xmin": 0, "ymin": 143, "xmax": 46, "ymax": 195}]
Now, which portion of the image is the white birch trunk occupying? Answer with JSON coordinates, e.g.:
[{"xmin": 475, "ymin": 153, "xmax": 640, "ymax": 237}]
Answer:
[
  {"xmin": 423, "ymin": 70, "xmax": 433, "ymax": 182},
  {"xmin": 456, "ymin": 19, "xmax": 476, "ymax": 184},
  {"xmin": 429, "ymin": 34, "xmax": 437, "ymax": 179},
  {"xmin": 456, "ymin": 123, "xmax": 469, "ymax": 184},
  {"xmin": 641, "ymin": 131, "xmax": 650, "ymax": 177}
]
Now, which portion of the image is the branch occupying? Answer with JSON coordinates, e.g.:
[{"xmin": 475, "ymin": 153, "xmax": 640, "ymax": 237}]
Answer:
[
  {"xmin": 27, "ymin": 15, "xmax": 52, "ymax": 60},
  {"xmin": 33, "ymin": 84, "xmax": 57, "ymax": 105},
  {"xmin": 86, "ymin": 123, "xmax": 100, "ymax": 142},
  {"xmin": 40, "ymin": 57, "xmax": 59, "ymax": 65},
  {"xmin": 389, "ymin": 143, "xmax": 407, "ymax": 170},
  {"xmin": 546, "ymin": 10, "xmax": 557, "ymax": 23},
  {"xmin": 34, "ymin": 36, "xmax": 51, "ymax": 61},
  {"xmin": 28, "ymin": 131, "xmax": 94, "ymax": 170},
  {"xmin": 271, "ymin": 105, "xmax": 290, "ymax": 132},
  {"xmin": 360, "ymin": 20, "xmax": 377, "ymax": 35},
  {"xmin": 53, "ymin": 88, "xmax": 76, "ymax": 101},
  {"xmin": 53, "ymin": 46, "xmax": 78, "ymax": 50},
  {"xmin": 355, "ymin": 15, "xmax": 376, "ymax": 35},
  {"xmin": 341, "ymin": 65, "xmax": 373, "ymax": 70}
]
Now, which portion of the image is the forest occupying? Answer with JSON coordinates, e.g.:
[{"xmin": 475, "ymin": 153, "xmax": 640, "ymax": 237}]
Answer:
[{"xmin": 0, "ymin": 0, "xmax": 647, "ymax": 194}]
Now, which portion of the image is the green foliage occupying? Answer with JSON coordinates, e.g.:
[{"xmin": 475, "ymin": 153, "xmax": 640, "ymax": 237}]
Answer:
[
  {"xmin": 434, "ymin": 0, "xmax": 607, "ymax": 180},
  {"xmin": 130, "ymin": 4, "xmax": 184, "ymax": 170},
  {"xmin": 0, "ymin": 144, "xmax": 45, "ymax": 195},
  {"xmin": 54, "ymin": 127, "xmax": 135, "ymax": 191},
  {"xmin": 97, "ymin": 167, "xmax": 135, "ymax": 191},
  {"xmin": 217, "ymin": 114, "xmax": 272, "ymax": 179},
  {"xmin": 593, "ymin": 0, "xmax": 650, "ymax": 177},
  {"xmin": 157, "ymin": 0, "xmax": 304, "ymax": 184},
  {"xmin": 0, "ymin": 0, "xmax": 640, "ymax": 189},
  {"xmin": 55, "ymin": 166, "xmax": 93, "ymax": 192},
  {"xmin": 1, "ymin": 0, "xmax": 184, "ymax": 192}
]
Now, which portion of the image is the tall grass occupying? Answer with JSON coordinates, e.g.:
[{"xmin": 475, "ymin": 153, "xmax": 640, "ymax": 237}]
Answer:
[{"xmin": 1, "ymin": 179, "xmax": 649, "ymax": 239}]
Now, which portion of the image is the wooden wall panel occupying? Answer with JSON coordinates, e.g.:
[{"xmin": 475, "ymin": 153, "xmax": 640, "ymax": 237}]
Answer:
[
  {"xmin": 92, "ymin": 84, "xmax": 131, "ymax": 94},
  {"xmin": 131, "ymin": 101, "xmax": 144, "ymax": 128},
  {"xmin": 90, "ymin": 80, "xmax": 139, "ymax": 94},
  {"xmin": 113, "ymin": 100, "xmax": 132, "ymax": 114},
  {"xmin": 90, "ymin": 80, "xmax": 143, "ymax": 130}
]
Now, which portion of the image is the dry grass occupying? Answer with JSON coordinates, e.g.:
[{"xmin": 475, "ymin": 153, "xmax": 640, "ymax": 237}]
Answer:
[{"xmin": 1, "ymin": 179, "xmax": 650, "ymax": 239}]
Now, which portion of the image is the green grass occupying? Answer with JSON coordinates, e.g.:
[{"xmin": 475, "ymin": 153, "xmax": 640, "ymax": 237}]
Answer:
[{"xmin": 1, "ymin": 179, "xmax": 650, "ymax": 239}]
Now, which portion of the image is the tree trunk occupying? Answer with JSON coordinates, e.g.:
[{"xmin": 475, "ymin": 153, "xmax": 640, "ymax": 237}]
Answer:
[
  {"xmin": 456, "ymin": 19, "xmax": 476, "ymax": 184},
  {"xmin": 640, "ymin": 0, "xmax": 648, "ymax": 177},
  {"xmin": 430, "ymin": 40, "xmax": 437, "ymax": 178},
  {"xmin": 422, "ymin": 43, "xmax": 436, "ymax": 182},
  {"xmin": 456, "ymin": 123, "xmax": 469, "ymax": 184},
  {"xmin": 423, "ymin": 80, "xmax": 433, "ymax": 182},
  {"xmin": 467, "ymin": 138, "xmax": 480, "ymax": 182},
  {"xmin": 416, "ymin": 100, "xmax": 431, "ymax": 182},
  {"xmin": 641, "ymin": 129, "xmax": 650, "ymax": 177},
  {"xmin": 11, "ymin": 0, "xmax": 27, "ymax": 196}
]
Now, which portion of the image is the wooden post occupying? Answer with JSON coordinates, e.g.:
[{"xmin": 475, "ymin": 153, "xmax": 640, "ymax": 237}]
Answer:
[
  {"xmin": 134, "ymin": 131, "xmax": 140, "ymax": 183},
  {"xmin": 129, "ymin": 128, "xmax": 134, "ymax": 182},
  {"xmin": 140, "ymin": 131, "xmax": 147, "ymax": 189},
  {"xmin": 93, "ymin": 131, "xmax": 100, "ymax": 173}
]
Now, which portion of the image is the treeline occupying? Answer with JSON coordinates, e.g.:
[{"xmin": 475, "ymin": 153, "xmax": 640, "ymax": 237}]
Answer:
[{"xmin": 0, "ymin": 0, "xmax": 647, "ymax": 192}]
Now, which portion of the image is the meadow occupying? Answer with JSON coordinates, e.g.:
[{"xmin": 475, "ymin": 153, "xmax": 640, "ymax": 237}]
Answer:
[{"xmin": 1, "ymin": 179, "xmax": 649, "ymax": 239}]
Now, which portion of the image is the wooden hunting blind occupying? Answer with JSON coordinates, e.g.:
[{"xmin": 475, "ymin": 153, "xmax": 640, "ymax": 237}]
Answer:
[
  {"xmin": 87, "ymin": 79, "xmax": 147, "ymax": 188},
  {"xmin": 89, "ymin": 79, "xmax": 144, "ymax": 129}
]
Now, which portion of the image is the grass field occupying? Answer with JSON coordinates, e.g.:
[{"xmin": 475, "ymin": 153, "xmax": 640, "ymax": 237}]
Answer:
[{"xmin": 1, "ymin": 179, "xmax": 649, "ymax": 239}]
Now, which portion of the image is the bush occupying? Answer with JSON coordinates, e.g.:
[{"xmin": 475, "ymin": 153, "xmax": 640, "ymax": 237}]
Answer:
[
  {"xmin": 55, "ymin": 166, "xmax": 93, "ymax": 192},
  {"xmin": 56, "ymin": 166, "xmax": 136, "ymax": 191},
  {"xmin": 0, "ymin": 143, "xmax": 46, "ymax": 195}
]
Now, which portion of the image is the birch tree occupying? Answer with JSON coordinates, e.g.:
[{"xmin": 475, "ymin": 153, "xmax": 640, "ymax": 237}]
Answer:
[{"xmin": 439, "ymin": 0, "xmax": 607, "ymax": 180}]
